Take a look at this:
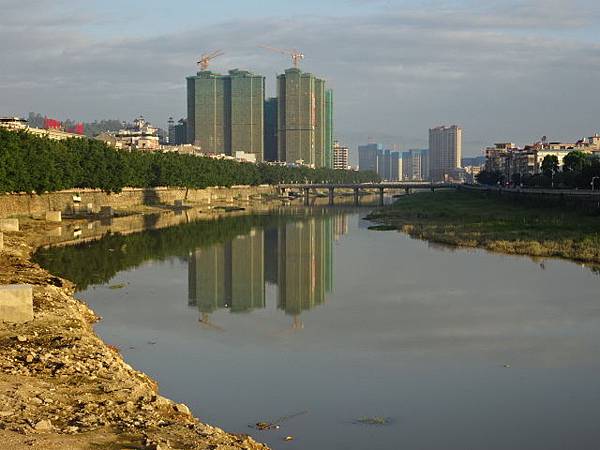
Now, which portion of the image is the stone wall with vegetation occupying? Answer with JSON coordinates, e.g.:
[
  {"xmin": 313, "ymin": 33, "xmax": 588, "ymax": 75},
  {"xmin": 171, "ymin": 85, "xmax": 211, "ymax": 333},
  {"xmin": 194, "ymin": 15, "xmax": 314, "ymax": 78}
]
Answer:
[{"xmin": 0, "ymin": 185, "xmax": 274, "ymax": 219}]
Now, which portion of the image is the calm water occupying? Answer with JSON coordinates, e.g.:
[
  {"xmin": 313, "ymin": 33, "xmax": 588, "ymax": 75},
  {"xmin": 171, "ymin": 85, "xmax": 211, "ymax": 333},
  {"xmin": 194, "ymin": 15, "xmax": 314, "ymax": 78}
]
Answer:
[{"xmin": 36, "ymin": 206, "xmax": 600, "ymax": 450}]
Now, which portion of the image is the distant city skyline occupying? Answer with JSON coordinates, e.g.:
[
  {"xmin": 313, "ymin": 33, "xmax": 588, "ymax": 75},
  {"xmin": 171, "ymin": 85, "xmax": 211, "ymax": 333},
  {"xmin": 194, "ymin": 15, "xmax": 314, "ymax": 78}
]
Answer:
[{"xmin": 2, "ymin": 0, "xmax": 600, "ymax": 162}]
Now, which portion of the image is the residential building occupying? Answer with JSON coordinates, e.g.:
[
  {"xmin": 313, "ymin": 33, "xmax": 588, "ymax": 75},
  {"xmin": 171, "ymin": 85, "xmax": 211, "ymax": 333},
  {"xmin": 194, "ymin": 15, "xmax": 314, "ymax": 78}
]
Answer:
[
  {"xmin": 399, "ymin": 149, "xmax": 428, "ymax": 181},
  {"xmin": 0, "ymin": 117, "xmax": 85, "ymax": 141},
  {"xmin": 420, "ymin": 149, "xmax": 430, "ymax": 181},
  {"xmin": 325, "ymin": 90, "xmax": 334, "ymax": 168},
  {"xmin": 333, "ymin": 140, "xmax": 349, "ymax": 170},
  {"xmin": 376, "ymin": 149, "xmax": 392, "ymax": 180},
  {"xmin": 484, "ymin": 143, "xmax": 517, "ymax": 173},
  {"xmin": 577, "ymin": 134, "xmax": 600, "ymax": 152},
  {"xmin": 0, "ymin": 117, "xmax": 28, "ymax": 131},
  {"xmin": 402, "ymin": 151, "xmax": 412, "ymax": 180},
  {"xmin": 483, "ymin": 138, "xmax": 597, "ymax": 183},
  {"xmin": 429, "ymin": 125, "xmax": 462, "ymax": 181},
  {"xmin": 391, "ymin": 151, "xmax": 403, "ymax": 181},
  {"xmin": 277, "ymin": 68, "xmax": 330, "ymax": 167},
  {"xmin": 187, "ymin": 69, "xmax": 264, "ymax": 161},
  {"xmin": 168, "ymin": 117, "xmax": 187, "ymax": 145},
  {"xmin": 97, "ymin": 116, "xmax": 160, "ymax": 151},
  {"xmin": 264, "ymin": 98, "xmax": 278, "ymax": 161},
  {"xmin": 358, "ymin": 143, "xmax": 382, "ymax": 173}
]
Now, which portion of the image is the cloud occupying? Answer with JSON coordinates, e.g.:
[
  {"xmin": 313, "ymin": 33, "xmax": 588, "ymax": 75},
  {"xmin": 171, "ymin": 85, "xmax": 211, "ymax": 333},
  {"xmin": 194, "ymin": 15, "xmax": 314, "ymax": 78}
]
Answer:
[{"xmin": 1, "ymin": 0, "xmax": 599, "ymax": 158}]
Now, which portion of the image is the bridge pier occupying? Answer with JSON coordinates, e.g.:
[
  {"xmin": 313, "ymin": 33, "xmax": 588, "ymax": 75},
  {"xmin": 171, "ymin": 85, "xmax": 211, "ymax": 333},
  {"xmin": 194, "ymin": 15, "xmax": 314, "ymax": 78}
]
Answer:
[
  {"xmin": 329, "ymin": 187, "xmax": 335, "ymax": 206},
  {"xmin": 379, "ymin": 187, "xmax": 385, "ymax": 206},
  {"xmin": 405, "ymin": 187, "xmax": 412, "ymax": 195},
  {"xmin": 304, "ymin": 187, "xmax": 310, "ymax": 206},
  {"xmin": 354, "ymin": 188, "xmax": 360, "ymax": 206}
]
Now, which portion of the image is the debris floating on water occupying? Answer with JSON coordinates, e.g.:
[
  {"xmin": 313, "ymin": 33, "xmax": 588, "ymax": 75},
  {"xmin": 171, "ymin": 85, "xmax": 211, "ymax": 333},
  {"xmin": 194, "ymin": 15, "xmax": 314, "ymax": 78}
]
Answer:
[
  {"xmin": 354, "ymin": 416, "xmax": 392, "ymax": 426},
  {"xmin": 250, "ymin": 410, "xmax": 308, "ymax": 431},
  {"xmin": 108, "ymin": 283, "xmax": 127, "ymax": 290}
]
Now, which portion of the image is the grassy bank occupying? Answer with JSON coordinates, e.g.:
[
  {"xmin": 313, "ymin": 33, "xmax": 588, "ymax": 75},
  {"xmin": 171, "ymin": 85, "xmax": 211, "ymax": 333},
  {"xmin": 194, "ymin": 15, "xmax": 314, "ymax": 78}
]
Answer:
[{"xmin": 366, "ymin": 190, "xmax": 600, "ymax": 265}]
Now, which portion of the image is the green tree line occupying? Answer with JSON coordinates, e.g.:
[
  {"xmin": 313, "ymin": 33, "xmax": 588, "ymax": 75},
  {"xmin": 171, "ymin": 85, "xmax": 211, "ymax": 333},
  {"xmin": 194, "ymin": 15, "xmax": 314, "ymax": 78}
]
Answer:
[
  {"xmin": 0, "ymin": 129, "xmax": 379, "ymax": 194},
  {"xmin": 477, "ymin": 150, "xmax": 600, "ymax": 189}
]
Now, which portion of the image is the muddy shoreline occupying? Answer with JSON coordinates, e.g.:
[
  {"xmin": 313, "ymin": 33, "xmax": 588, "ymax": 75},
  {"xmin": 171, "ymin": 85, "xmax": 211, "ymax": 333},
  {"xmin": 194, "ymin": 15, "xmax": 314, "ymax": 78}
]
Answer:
[{"xmin": 0, "ymin": 203, "xmax": 273, "ymax": 449}]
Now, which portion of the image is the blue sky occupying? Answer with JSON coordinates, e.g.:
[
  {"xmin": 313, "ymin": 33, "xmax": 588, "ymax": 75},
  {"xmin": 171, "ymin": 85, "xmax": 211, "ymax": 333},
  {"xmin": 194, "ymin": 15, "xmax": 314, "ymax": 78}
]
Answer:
[{"xmin": 2, "ymin": 0, "xmax": 600, "ymax": 159}]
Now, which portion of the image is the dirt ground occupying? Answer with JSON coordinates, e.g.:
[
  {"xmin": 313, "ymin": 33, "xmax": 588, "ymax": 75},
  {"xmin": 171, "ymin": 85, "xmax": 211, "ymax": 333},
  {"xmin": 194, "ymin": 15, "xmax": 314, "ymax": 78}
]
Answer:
[{"xmin": 0, "ymin": 216, "xmax": 269, "ymax": 450}]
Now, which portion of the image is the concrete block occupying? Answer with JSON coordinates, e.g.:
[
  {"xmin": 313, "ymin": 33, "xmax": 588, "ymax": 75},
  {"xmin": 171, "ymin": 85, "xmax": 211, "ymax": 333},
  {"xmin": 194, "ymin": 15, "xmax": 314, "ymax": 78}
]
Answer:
[
  {"xmin": 0, "ymin": 284, "xmax": 33, "ymax": 323},
  {"xmin": 100, "ymin": 206, "xmax": 114, "ymax": 217},
  {"xmin": 0, "ymin": 219, "xmax": 19, "ymax": 232},
  {"xmin": 45, "ymin": 211, "xmax": 62, "ymax": 222},
  {"xmin": 86, "ymin": 203, "xmax": 94, "ymax": 213},
  {"xmin": 47, "ymin": 227, "xmax": 62, "ymax": 237}
]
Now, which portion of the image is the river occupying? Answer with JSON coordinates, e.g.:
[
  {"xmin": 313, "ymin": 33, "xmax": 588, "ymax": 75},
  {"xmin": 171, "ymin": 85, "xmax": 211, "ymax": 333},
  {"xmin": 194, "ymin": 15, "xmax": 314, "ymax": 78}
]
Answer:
[{"xmin": 35, "ymin": 204, "xmax": 600, "ymax": 450}]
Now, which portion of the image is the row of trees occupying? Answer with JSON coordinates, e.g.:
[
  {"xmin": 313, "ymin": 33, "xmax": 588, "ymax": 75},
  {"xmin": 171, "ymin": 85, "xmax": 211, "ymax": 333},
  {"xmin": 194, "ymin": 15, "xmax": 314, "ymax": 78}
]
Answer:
[
  {"xmin": 0, "ymin": 129, "xmax": 379, "ymax": 194},
  {"xmin": 476, "ymin": 151, "xmax": 600, "ymax": 189}
]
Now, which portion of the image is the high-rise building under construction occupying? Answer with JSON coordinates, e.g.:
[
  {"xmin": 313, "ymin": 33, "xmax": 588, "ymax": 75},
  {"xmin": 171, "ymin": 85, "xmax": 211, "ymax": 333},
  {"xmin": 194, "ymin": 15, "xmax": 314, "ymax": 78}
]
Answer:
[
  {"xmin": 276, "ymin": 68, "xmax": 333, "ymax": 168},
  {"xmin": 187, "ymin": 69, "xmax": 264, "ymax": 160}
]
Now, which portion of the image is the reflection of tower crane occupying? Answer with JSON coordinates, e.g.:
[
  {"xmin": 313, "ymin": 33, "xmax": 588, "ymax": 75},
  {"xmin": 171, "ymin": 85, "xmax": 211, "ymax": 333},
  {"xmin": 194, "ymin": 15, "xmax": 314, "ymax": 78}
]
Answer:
[
  {"xmin": 259, "ymin": 45, "xmax": 304, "ymax": 68},
  {"xmin": 197, "ymin": 50, "xmax": 224, "ymax": 71}
]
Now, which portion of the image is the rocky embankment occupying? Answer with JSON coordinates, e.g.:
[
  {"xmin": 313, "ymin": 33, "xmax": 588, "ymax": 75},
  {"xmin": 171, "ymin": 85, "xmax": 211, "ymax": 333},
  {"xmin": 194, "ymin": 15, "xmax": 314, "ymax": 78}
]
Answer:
[{"xmin": 0, "ymin": 222, "xmax": 269, "ymax": 449}]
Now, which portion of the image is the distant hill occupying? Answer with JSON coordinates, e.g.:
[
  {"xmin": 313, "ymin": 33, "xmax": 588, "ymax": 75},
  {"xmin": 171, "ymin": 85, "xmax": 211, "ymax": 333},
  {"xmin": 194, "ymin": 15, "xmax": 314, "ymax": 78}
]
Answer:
[{"xmin": 462, "ymin": 156, "xmax": 486, "ymax": 167}]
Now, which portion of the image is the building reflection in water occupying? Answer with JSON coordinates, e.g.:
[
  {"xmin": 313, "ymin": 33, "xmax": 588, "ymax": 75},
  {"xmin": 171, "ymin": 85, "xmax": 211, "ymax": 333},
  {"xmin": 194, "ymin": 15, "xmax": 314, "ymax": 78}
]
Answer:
[{"xmin": 188, "ymin": 213, "xmax": 348, "ymax": 328}]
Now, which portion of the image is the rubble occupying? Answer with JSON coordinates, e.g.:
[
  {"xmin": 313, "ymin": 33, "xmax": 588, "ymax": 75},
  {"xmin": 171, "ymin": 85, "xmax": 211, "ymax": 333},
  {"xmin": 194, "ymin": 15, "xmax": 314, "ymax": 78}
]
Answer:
[{"xmin": 0, "ymin": 221, "xmax": 269, "ymax": 449}]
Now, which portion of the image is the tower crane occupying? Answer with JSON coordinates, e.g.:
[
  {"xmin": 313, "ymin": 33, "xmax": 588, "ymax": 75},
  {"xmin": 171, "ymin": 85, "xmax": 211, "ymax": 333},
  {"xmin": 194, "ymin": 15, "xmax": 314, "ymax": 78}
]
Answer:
[
  {"xmin": 197, "ymin": 50, "xmax": 224, "ymax": 71},
  {"xmin": 259, "ymin": 45, "xmax": 304, "ymax": 69}
]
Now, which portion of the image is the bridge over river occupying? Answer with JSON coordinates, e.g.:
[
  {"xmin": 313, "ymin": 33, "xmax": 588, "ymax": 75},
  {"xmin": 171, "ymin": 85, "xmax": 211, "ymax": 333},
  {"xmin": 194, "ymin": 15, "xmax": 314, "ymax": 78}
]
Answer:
[{"xmin": 277, "ymin": 182, "xmax": 457, "ymax": 205}]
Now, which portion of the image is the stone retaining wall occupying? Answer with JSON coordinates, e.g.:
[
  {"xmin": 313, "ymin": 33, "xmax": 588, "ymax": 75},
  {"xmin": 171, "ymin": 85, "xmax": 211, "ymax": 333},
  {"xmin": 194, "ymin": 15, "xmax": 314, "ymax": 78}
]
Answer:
[{"xmin": 0, "ymin": 186, "xmax": 275, "ymax": 219}]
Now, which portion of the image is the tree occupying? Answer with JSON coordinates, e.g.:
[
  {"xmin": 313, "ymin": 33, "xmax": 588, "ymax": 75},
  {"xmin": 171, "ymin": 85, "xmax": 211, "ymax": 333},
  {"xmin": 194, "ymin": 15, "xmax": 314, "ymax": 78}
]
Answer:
[
  {"xmin": 476, "ymin": 170, "xmax": 504, "ymax": 186},
  {"xmin": 0, "ymin": 128, "xmax": 380, "ymax": 194},
  {"xmin": 562, "ymin": 151, "xmax": 589, "ymax": 173},
  {"xmin": 541, "ymin": 154, "xmax": 559, "ymax": 178}
]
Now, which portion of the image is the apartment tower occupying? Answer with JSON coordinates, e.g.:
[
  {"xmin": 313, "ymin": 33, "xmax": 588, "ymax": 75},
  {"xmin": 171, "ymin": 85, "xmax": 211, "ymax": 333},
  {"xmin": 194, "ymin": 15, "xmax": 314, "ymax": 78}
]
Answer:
[
  {"xmin": 187, "ymin": 69, "xmax": 265, "ymax": 160},
  {"xmin": 277, "ymin": 68, "xmax": 331, "ymax": 167},
  {"xmin": 333, "ymin": 140, "xmax": 349, "ymax": 170},
  {"xmin": 429, "ymin": 125, "xmax": 462, "ymax": 181}
]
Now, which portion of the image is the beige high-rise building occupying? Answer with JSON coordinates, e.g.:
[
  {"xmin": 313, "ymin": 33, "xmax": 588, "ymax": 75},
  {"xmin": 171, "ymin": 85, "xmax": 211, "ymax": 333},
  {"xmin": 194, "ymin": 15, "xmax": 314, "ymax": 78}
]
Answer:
[
  {"xmin": 429, "ymin": 125, "xmax": 462, "ymax": 181},
  {"xmin": 332, "ymin": 140, "xmax": 349, "ymax": 170}
]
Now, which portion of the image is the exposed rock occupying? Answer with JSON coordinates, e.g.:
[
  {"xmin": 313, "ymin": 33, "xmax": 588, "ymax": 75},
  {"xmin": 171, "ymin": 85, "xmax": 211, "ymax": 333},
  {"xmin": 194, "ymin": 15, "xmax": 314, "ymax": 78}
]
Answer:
[
  {"xmin": 174, "ymin": 403, "xmax": 191, "ymax": 415},
  {"xmin": 34, "ymin": 419, "xmax": 54, "ymax": 432}
]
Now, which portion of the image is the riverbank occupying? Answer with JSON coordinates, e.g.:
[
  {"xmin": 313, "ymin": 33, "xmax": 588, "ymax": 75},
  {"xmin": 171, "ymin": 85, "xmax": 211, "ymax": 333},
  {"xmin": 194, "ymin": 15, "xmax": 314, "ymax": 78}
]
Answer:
[
  {"xmin": 366, "ymin": 190, "xmax": 600, "ymax": 267},
  {"xmin": 0, "ymin": 204, "xmax": 271, "ymax": 448}
]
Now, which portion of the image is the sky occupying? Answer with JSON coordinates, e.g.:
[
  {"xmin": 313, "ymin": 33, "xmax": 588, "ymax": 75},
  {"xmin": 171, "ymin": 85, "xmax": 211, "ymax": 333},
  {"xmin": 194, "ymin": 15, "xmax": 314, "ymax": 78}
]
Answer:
[{"xmin": 1, "ymin": 0, "xmax": 600, "ymax": 159}]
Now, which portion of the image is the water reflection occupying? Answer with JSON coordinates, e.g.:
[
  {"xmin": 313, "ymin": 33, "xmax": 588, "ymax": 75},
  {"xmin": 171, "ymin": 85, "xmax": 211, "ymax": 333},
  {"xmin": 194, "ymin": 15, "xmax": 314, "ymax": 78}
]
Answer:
[
  {"xmin": 188, "ymin": 229, "xmax": 265, "ymax": 314},
  {"xmin": 188, "ymin": 214, "xmax": 348, "ymax": 327}
]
